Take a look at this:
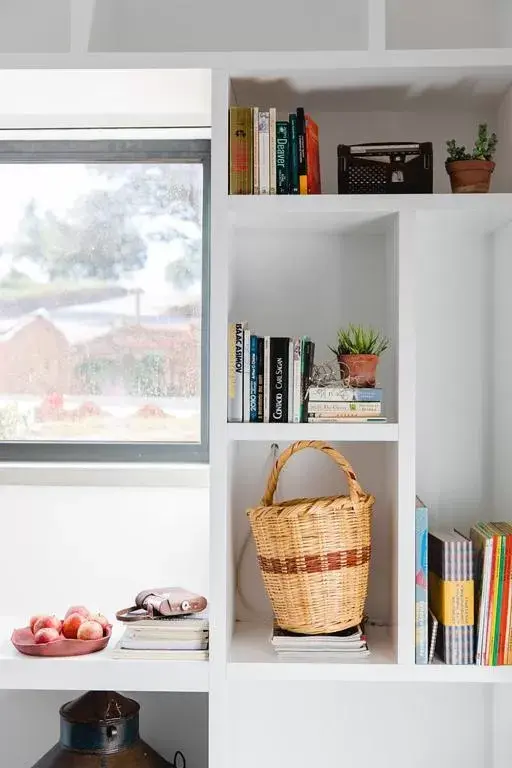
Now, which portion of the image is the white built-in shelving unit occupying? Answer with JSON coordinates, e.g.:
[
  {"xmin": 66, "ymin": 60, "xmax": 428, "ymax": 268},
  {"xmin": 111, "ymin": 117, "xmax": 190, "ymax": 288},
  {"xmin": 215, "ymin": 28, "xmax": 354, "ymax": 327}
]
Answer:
[{"xmin": 4, "ymin": 1, "xmax": 512, "ymax": 767}]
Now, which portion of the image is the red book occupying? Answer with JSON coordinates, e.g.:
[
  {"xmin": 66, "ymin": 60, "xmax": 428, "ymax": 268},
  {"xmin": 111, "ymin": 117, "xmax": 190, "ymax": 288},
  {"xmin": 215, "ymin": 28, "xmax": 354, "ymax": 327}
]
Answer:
[{"xmin": 305, "ymin": 114, "xmax": 321, "ymax": 194}]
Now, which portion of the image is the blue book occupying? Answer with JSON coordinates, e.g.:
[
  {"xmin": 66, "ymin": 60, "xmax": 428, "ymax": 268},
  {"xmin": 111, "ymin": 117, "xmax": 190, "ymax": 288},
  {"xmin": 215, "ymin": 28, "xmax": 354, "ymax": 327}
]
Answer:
[
  {"xmin": 249, "ymin": 335, "xmax": 258, "ymax": 422},
  {"xmin": 415, "ymin": 496, "xmax": 429, "ymax": 664}
]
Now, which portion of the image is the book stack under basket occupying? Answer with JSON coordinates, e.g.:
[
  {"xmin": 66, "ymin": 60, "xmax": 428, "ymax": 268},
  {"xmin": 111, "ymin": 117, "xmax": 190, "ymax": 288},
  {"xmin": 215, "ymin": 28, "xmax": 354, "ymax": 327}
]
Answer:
[
  {"xmin": 113, "ymin": 612, "xmax": 209, "ymax": 661},
  {"xmin": 271, "ymin": 622, "xmax": 370, "ymax": 661}
]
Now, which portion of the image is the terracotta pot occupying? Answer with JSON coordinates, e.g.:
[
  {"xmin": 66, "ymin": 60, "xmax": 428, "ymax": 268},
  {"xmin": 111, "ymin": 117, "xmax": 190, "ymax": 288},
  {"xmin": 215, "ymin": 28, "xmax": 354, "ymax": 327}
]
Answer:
[
  {"xmin": 446, "ymin": 160, "xmax": 495, "ymax": 193},
  {"xmin": 338, "ymin": 354, "xmax": 379, "ymax": 388}
]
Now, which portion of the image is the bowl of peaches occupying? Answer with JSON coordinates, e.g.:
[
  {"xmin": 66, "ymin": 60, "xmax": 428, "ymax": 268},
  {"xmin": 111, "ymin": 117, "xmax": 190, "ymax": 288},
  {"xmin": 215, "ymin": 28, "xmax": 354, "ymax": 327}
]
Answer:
[{"xmin": 11, "ymin": 606, "xmax": 112, "ymax": 657}]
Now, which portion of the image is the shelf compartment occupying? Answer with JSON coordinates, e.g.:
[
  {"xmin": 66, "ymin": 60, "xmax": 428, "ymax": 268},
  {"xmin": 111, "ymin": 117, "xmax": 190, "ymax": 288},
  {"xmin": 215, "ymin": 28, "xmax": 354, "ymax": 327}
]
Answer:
[
  {"xmin": 228, "ymin": 422, "xmax": 398, "ymax": 442},
  {"xmin": 0, "ymin": 618, "xmax": 208, "ymax": 692}
]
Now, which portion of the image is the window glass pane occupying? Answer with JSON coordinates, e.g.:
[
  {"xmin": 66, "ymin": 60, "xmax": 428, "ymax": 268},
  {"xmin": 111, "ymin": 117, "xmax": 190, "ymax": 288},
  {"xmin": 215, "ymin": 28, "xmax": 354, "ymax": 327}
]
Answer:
[{"xmin": 0, "ymin": 161, "xmax": 203, "ymax": 444}]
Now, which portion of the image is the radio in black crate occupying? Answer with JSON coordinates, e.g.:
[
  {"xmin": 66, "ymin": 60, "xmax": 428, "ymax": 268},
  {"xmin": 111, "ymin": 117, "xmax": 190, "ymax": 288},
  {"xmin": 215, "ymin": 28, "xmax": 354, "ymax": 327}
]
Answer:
[{"xmin": 337, "ymin": 142, "xmax": 433, "ymax": 194}]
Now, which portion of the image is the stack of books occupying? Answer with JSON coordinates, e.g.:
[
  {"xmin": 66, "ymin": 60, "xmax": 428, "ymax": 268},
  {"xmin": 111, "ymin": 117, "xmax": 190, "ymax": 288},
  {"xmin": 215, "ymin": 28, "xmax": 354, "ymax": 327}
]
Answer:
[
  {"xmin": 112, "ymin": 613, "xmax": 209, "ymax": 661},
  {"xmin": 307, "ymin": 386, "xmax": 387, "ymax": 423},
  {"xmin": 227, "ymin": 323, "xmax": 315, "ymax": 423},
  {"xmin": 471, "ymin": 523, "xmax": 512, "ymax": 666},
  {"xmin": 271, "ymin": 623, "xmax": 370, "ymax": 661},
  {"xmin": 228, "ymin": 106, "xmax": 321, "ymax": 195}
]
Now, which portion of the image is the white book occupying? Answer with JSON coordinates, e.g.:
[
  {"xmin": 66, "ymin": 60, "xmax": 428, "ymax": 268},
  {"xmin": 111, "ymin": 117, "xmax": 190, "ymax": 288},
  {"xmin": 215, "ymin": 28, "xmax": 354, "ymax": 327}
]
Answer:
[
  {"xmin": 258, "ymin": 111, "xmax": 270, "ymax": 195},
  {"xmin": 275, "ymin": 650, "xmax": 370, "ymax": 661},
  {"xmin": 308, "ymin": 401, "xmax": 382, "ymax": 415},
  {"xmin": 292, "ymin": 338, "xmax": 302, "ymax": 423},
  {"xmin": 227, "ymin": 322, "xmax": 247, "ymax": 422},
  {"xmin": 253, "ymin": 107, "xmax": 259, "ymax": 194},
  {"xmin": 124, "ymin": 629, "xmax": 209, "ymax": 641},
  {"xmin": 263, "ymin": 336, "xmax": 271, "ymax": 422},
  {"xmin": 269, "ymin": 107, "xmax": 277, "ymax": 194},
  {"xmin": 120, "ymin": 637, "xmax": 208, "ymax": 651},
  {"xmin": 112, "ymin": 643, "xmax": 208, "ymax": 661},
  {"xmin": 287, "ymin": 340, "xmax": 294, "ymax": 423},
  {"xmin": 243, "ymin": 329, "xmax": 251, "ymax": 422}
]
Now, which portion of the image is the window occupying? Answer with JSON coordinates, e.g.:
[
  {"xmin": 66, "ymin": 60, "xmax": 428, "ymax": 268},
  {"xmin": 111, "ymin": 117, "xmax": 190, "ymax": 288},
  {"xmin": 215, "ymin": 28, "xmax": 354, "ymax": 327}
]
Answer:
[{"xmin": 0, "ymin": 138, "xmax": 210, "ymax": 462}]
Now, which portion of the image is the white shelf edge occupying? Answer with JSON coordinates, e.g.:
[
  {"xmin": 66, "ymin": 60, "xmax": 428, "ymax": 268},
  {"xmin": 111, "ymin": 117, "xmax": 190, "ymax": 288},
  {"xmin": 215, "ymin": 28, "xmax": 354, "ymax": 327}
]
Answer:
[{"xmin": 227, "ymin": 422, "xmax": 399, "ymax": 442}]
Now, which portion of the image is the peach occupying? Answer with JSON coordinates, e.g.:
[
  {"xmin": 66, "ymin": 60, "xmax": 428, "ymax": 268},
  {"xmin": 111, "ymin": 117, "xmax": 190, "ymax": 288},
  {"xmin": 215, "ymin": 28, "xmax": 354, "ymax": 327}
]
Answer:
[
  {"xmin": 33, "ymin": 615, "xmax": 62, "ymax": 635},
  {"xmin": 64, "ymin": 605, "xmax": 90, "ymax": 619},
  {"xmin": 62, "ymin": 613, "xmax": 86, "ymax": 639},
  {"xmin": 77, "ymin": 620, "xmax": 103, "ymax": 641},
  {"xmin": 29, "ymin": 615, "xmax": 44, "ymax": 633},
  {"xmin": 34, "ymin": 627, "xmax": 60, "ymax": 644},
  {"xmin": 88, "ymin": 613, "xmax": 109, "ymax": 633}
]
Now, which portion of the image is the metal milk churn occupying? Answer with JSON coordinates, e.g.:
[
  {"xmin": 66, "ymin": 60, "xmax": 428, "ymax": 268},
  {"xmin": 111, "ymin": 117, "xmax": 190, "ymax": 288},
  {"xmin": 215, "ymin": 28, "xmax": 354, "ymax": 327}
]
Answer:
[{"xmin": 31, "ymin": 691, "xmax": 186, "ymax": 768}]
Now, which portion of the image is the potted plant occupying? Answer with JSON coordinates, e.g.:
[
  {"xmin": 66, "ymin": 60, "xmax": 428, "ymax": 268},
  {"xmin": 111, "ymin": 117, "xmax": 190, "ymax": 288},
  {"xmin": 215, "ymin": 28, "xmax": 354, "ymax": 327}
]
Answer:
[
  {"xmin": 446, "ymin": 124, "xmax": 498, "ymax": 193},
  {"xmin": 329, "ymin": 324, "xmax": 389, "ymax": 388}
]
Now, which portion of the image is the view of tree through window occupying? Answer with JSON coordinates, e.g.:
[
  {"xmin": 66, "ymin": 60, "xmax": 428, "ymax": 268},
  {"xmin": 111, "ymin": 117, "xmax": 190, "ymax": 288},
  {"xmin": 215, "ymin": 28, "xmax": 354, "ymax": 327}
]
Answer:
[{"xmin": 0, "ymin": 160, "xmax": 203, "ymax": 444}]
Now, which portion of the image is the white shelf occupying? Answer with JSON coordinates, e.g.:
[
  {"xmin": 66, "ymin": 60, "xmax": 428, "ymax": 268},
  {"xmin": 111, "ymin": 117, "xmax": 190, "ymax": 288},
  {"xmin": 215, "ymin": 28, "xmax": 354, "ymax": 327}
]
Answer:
[
  {"xmin": 228, "ymin": 422, "xmax": 399, "ymax": 442},
  {"xmin": 228, "ymin": 623, "xmax": 512, "ymax": 683},
  {"xmin": 0, "ymin": 619, "xmax": 208, "ymax": 692},
  {"xmin": 229, "ymin": 194, "xmax": 512, "ymax": 233}
]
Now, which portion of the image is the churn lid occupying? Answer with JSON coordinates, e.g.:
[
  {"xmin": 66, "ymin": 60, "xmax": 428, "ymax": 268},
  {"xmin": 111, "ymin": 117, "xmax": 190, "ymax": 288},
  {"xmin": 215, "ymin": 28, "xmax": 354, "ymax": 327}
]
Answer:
[
  {"xmin": 58, "ymin": 692, "xmax": 140, "ymax": 755},
  {"xmin": 61, "ymin": 691, "xmax": 139, "ymax": 724}
]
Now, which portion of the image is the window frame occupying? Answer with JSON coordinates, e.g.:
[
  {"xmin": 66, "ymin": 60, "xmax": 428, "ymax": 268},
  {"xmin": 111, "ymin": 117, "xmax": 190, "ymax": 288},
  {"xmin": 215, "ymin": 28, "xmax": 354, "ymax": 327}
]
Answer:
[{"xmin": 0, "ymin": 138, "xmax": 210, "ymax": 463}]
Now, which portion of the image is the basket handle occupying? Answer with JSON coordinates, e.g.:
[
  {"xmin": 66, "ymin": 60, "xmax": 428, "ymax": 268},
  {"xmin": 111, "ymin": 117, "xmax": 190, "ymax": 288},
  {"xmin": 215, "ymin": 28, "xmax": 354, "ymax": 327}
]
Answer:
[{"xmin": 261, "ymin": 440, "xmax": 365, "ymax": 507}]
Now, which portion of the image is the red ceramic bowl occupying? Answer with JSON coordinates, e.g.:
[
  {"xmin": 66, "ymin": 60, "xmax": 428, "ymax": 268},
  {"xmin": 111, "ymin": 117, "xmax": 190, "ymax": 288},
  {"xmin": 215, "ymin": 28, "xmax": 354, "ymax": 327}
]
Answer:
[{"xmin": 11, "ymin": 625, "xmax": 112, "ymax": 657}]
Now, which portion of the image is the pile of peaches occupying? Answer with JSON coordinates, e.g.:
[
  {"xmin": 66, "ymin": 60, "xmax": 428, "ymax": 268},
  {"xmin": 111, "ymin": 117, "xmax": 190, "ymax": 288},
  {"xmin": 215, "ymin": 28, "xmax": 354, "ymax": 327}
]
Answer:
[{"xmin": 28, "ymin": 606, "xmax": 110, "ymax": 644}]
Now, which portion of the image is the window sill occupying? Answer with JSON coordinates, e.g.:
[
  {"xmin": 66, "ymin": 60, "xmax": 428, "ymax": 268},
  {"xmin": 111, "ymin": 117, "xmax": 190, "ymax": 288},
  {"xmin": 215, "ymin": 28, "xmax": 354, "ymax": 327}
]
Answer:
[{"xmin": 0, "ymin": 462, "xmax": 209, "ymax": 488}]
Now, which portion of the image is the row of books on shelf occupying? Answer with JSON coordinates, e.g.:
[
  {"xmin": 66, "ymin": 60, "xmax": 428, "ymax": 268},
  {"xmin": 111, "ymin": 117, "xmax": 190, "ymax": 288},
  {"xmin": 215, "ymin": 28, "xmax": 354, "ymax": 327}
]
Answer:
[
  {"xmin": 112, "ymin": 612, "xmax": 209, "ymax": 661},
  {"xmin": 227, "ymin": 322, "xmax": 387, "ymax": 423},
  {"xmin": 228, "ymin": 106, "xmax": 321, "ymax": 195},
  {"xmin": 415, "ymin": 498, "xmax": 512, "ymax": 666}
]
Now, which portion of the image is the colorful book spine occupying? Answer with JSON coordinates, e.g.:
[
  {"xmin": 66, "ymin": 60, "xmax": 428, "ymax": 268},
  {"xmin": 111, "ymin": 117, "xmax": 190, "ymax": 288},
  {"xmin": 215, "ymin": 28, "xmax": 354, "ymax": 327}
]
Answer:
[
  {"xmin": 305, "ymin": 113, "xmax": 321, "ymax": 194},
  {"xmin": 228, "ymin": 108, "xmax": 253, "ymax": 194},
  {"xmin": 263, "ymin": 336, "xmax": 271, "ymax": 422},
  {"xmin": 269, "ymin": 337, "xmax": 289, "ymax": 423},
  {"xmin": 415, "ymin": 497, "xmax": 428, "ymax": 664},
  {"xmin": 249, "ymin": 335, "xmax": 258, "ymax": 422},
  {"xmin": 256, "ymin": 336, "xmax": 264, "ymax": 422},
  {"xmin": 252, "ymin": 107, "xmax": 259, "ymax": 195},
  {"xmin": 289, "ymin": 113, "xmax": 299, "ymax": 194},
  {"xmin": 269, "ymin": 107, "xmax": 277, "ymax": 195},
  {"xmin": 243, "ymin": 328, "xmax": 251, "ymax": 423},
  {"xmin": 258, "ymin": 111, "xmax": 270, "ymax": 195},
  {"xmin": 227, "ymin": 322, "xmax": 246, "ymax": 421},
  {"xmin": 296, "ymin": 107, "xmax": 307, "ymax": 195},
  {"xmin": 276, "ymin": 121, "xmax": 290, "ymax": 194},
  {"xmin": 307, "ymin": 401, "xmax": 381, "ymax": 416},
  {"xmin": 308, "ymin": 387, "xmax": 383, "ymax": 402}
]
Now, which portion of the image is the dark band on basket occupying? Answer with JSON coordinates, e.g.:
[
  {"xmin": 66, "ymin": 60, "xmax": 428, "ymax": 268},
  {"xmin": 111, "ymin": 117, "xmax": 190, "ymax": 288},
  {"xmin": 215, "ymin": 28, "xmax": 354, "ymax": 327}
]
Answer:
[{"xmin": 258, "ymin": 546, "xmax": 371, "ymax": 575}]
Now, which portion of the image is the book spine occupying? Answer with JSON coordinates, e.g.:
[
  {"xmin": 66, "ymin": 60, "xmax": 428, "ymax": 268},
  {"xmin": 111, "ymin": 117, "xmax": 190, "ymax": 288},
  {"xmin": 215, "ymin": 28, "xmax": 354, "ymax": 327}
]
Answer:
[
  {"xmin": 253, "ymin": 107, "xmax": 259, "ymax": 194},
  {"xmin": 300, "ymin": 340, "xmax": 312, "ymax": 422},
  {"xmin": 269, "ymin": 337, "xmax": 289, "ymax": 423},
  {"xmin": 297, "ymin": 107, "xmax": 307, "ymax": 195},
  {"xmin": 256, "ymin": 336, "xmax": 264, "ymax": 422},
  {"xmin": 289, "ymin": 114, "xmax": 299, "ymax": 195},
  {"xmin": 308, "ymin": 401, "xmax": 382, "ymax": 415},
  {"xmin": 292, "ymin": 338, "xmax": 302, "ymax": 423},
  {"xmin": 227, "ymin": 322, "xmax": 246, "ymax": 421},
  {"xmin": 229, "ymin": 107, "xmax": 253, "ymax": 194},
  {"xmin": 276, "ymin": 121, "xmax": 290, "ymax": 194},
  {"xmin": 249, "ymin": 335, "xmax": 258, "ymax": 422},
  {"xmin": 415, "ymin": 501, "xmax": 428, "ymax": 664},
  {"xmin": 305, "ymin": 114, "xmax": 321, "ymax": 194},
  {"xmin": 308, "ymin": 387, "xmax": 383, "ymax": 402},
  {"xmin": 287, "ymin": 340, "xmax": 294, "ymax": 423},
  {"xmin": 263, "ymin": 336, "xmax": 271, "ymax": 422},
  {"xmin": 243, "ymin": 329, "xmax": 251, "ymax": 422},
  {"xmin": 307, "ymin": 416, "xmax": 388, "ymax": 423},
  {"xmin": 269, "ymin": 107, "xmax": 277, "ymax": 194},
  {"xmin": 258, "ymin": 111, "xmax": 270, "ymax": 195}
]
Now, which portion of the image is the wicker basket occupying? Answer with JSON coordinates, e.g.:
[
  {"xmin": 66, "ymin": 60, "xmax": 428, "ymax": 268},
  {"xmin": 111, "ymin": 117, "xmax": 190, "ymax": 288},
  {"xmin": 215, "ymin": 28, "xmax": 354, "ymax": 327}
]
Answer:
[{"xmin": 247, "ymin": 441, "xmax": 374, "ymax": 635}]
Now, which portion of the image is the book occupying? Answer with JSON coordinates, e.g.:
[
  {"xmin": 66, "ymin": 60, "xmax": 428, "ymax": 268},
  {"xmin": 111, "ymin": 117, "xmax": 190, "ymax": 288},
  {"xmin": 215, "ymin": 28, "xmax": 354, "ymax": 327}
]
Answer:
[
  {"xmin": 227, "ymin": 321, "xmax": 246, "ymax": 422},
  {"xmin": 305, "ymin": 113, "xmax": 321, "ymax": 194},
  {"xmin": 297, "ymin": 107, "xmax": 307, "ymax": 194},
  {"xmin": 252, "ymin": 107, "xmax": 259, "ymax": 194},
  {"xmin": 428, "ymin": 609, "xmax": 439, "ymax": 664},
  {"xmin": 289, "ymin": 113, "xmax": 299, "ymax": 194},
  {"xmin": 271, "ymin": 623, "xmax": 370, "ymax": 659},
  {"xmin": 292, "ymin": 338, "xmax": 302, "ymax": 423},
  {"xmin": 249, "ymin": 334, "xmax": 258, "ymax": 422},
  {"xmin": 263, "ymin": 336, "xmax": 271, "ymax": 422},
  {"xmin": 428, "ymin": 529, "xmax": 474, "ymax": 664},
  {"xmin": 415, "ymin": 496, "xmax": 428, "ymax": 664},
  {"xmin": 120, "ymin": 637, "xmax": 208, "ymax": 651},
  {"xmin": 307, "ymin": 387, "xmax": 383, "ymax": 403},
  {"xmin": 258, "ymin": 110, "xmax": 270, "ymax": 195},
  {"xmin": 112, "ymin": 643, "xmax": 208, "ymax": 661},
  {"xmin": 228, "ymin": 107, "xmax": 253, "ymax": 194},
  {"xmin": 287, "ymin": 339, "xmax": 294, "ymax": 424},
  {"xmin": 307, "ymin": 417, "xmax": 388, "ymax": 423},
  {"xmin": 269, "ymin": 107, "xmax": 277, "ymax": 194},
  {"xmin": 256, "ymin": 336, "xmax": 264, "ymax": 422},
  {"xmin": 125, "ymin": 612, "xmax": 209, "ymax": 633},
  {"xmin": 269, "ymin": 337, "xmax": 290, "ymax": 423},
  {"xmin": 307, "ymin": 401, "xmax": 382, "ymax": 416},
  {"xmin": 471, "ymin": 524, "xmax": 492, "ymax": 665},
  {"xmin": 300, "ymin": 339, "xmax": 314, "ymax": 422},
  {"xmin": 276, "ymin": 121, "xmax": 290, "ymax": 194},
  {"xmin": 243, "ymin": 328, "xmax": 251, "ymax": 423}
]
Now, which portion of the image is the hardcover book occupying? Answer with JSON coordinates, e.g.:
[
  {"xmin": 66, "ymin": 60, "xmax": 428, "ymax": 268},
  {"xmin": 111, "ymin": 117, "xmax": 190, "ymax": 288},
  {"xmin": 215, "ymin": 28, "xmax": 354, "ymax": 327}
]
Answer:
[
  {"xmin": 308, "ymin": 386, "xmax": 383, "ymax": 403},
  {"xmin": 228, "ymin": 107, "xmax": 253, "ymax": 194},
  {"xmin": 269, "ymin": 337, "xmax": 290, "ymax": 423},
  {"xmin": 305, "ymin": 113, "xmax": 321, "ymax": 194},
  {"xmin": 249, "ymin": 334, "xmax": 258, "ymax": 422},
  {"xmin": 258, "ymin": 111, "xmax": 270, "ymax": 195},
  {"xmin": 415, "ymin": 496, "xmax": 428, "ymax": 664},
  {"xmin": 276, "ymin": 121, "xmax": 290, "ymax": 194},
  {"xmin": 289, "ymin": 113, "xmax": 299, "ymax": 194},
  {"xmin": 227, "ymin": 321, "xmax": 246, "ymax": 422},
  {"xmin": 296, "ymin": 107, "xmax": 307, "ymax": 195}
]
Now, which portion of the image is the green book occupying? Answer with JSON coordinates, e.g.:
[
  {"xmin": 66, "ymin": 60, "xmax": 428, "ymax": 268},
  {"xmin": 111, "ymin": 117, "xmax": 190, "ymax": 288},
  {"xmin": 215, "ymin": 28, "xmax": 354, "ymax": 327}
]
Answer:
[
  {"xmin": 289, "ymin": 114, "xmax": 299, "ymax": 195},
  {"xmin": 276, "ymin": 121, "xmax": 290, "ymax": 194}
]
